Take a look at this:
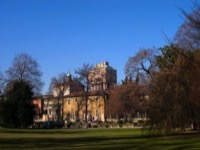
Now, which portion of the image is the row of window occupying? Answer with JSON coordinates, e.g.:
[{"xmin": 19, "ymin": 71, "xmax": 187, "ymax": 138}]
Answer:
[{"xmin": 67, "ymin": 97, "xmax": 100, "ymax": 105}]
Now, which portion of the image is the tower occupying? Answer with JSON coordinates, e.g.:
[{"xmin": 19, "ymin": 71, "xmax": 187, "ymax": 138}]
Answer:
[{"xmin": 89, "ymin": 62, "xmax": 117, "ymax": 91}]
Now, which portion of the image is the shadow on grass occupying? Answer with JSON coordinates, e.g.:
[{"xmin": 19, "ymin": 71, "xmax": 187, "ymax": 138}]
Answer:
[
  {"xmin": 0, "ymin": 134, "xmax": 199, "ymax": 150},
  {"xmin": 0, "ymin": 128, "xmax": 91, "ymax": 135},
  {"xmin": 0, "ymin": 128, "xmax": 200, "ymax": 149}
]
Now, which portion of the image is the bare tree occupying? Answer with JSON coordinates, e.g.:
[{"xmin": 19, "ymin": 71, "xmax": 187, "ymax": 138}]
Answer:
[
  {"xmin": 174, "ymin": 2, "xmax": 200, "ymax": 50},
  {"xmin": 124, "ymin": 48, "xmax": 158, "ymax": 123},
  {"xmin": 0, "ymin": 69, "xmax": 5, "ymax": 92},
  {"xmin": 106, "ymin": 86, "xmax": 122, "ymax": 120},
  {"xmin": 125, "ymin": 48, "xmax": 158, "ymax": 81},
  {"xmin": 6, "ymin": 53, "xmax": 43, "ymax": 95},
  {"xmin": 75, "ymin": 96, "xmax": 85, "ymax": 121},
  {"xmin": 75, "ymin": 63, "xmax": 93, "ymax": 123},
  {"xmin": 49, "ymin": 73, "xmax": 70, "ymax": 122},
  {"xmin": 108, "ymin": 80, "xmax": 149, "ymax": 122},
  {"xmin": 182, "ymin": 2, "xmax": 200, "ymax": 31}
]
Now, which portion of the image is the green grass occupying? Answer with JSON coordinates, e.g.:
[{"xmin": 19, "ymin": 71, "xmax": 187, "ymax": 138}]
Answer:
[{"xmin": 0, "ymin": 128, "xmax": 200, "ymax": 150}]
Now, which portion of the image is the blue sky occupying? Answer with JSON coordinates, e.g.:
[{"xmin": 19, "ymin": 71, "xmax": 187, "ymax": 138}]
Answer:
[{"xmin": 0, "ymin": 0, "xmax": 193, "ymax": 94}]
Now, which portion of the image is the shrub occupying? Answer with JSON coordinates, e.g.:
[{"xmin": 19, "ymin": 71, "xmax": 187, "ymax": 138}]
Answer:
[
  {"xmin": 138, "ymin": 120, "xmax": 144, "ymax": 126},
  {"xmin": 93, "ymin": 124, "xmax": 98, "ymax": 128},
  {"xmin": 34, "ymin": 122, "xmax": 45, "ymax": 128},
  {"xmin": 117, "ymin": 120, "xmax": 123, "ymax": 128},
  {"xmin": 66, "ymin": 121, "xmax": 73, "ymax": 128},
  {"xmin": 105, "ymin": 124, "xmax": 109, "ymax": 128}
]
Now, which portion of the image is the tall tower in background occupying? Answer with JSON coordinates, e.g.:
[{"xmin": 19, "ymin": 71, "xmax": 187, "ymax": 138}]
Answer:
[{"xmin": 89, "ymin": 62, "xmax": 117, "ymax": 91}]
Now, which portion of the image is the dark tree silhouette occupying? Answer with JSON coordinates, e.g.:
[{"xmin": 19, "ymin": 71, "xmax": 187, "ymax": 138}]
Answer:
[
  {"xmin": 0, "ymin": 80, "xmax": 35, "ymax": 128},
  {"xmin": 149, "ymin": 45, "xmax": 200, "ymax": 133}
]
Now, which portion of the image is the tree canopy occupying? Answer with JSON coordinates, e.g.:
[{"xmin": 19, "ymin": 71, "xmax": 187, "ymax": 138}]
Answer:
[
  {"xmin": 174, "ymin": 2, "xmax": 200, "ymax": 50},
  {"xmin": 149, "ymin": 46, "xmax": 200, "ymax": 132},
  {"xmin": 0, "ymin": 69, "xmax": 4, "ymax": 92},
  {"xmin": 123, "ymin": 3, "xmax": 200, "ymax": 133},
  {"xmin": 125, "ymin": 48, "xmax": 158, "ymax": 82},
  {"xmin": 0, "ymin": 80, "xmax": 35, "ymax": 128},
  {"xmin": 6, "ymin": 53, "xmax": 43, "ymax": 95}
]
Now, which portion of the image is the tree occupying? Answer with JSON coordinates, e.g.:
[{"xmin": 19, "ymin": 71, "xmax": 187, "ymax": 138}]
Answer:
[
  {"xmin": 75, "ymin": 63, "xmax": 93, "ymax": 123},
  {"xmin": 6, "ymin": 53, "xmax": 43, "ymax": 95},
  {"xmin": 49, "ymin": 73, "xmax": 70, "ymax": 122},
  {"xmin": 156, "ymin": 45, "xmax": 178, "ymax": 70},
  {"xmin": 108, "ymin": 80, "xmax": 149, "ymax": 122},
  {"xmin": 121, "ymin": 76, "xmax": 132, "ymax": 85},
  {"xmin": 174, "ymin": 2, "xmax": 200, "ymax": 50},
  {"xmin": 0, "ymin": 80, "xmax": 35, "ymax": 128},
  {"xmin": 125, "ymin": 48, "xmax": 158, "ymax": 81},
  {"xmin": 148, "ymin": 3, "xmax": 200, "ymax": 132},
  {"xmin": 0, "ymin": 71, "xmax": 3, "ymax": 92},
  {"xmin": 149, "ymin": 45, "xmax": 200, "ymax": 133},
  {"xmin": 0, "ymin": 68, "xmax": 6, "ymax": 92},
  {"xmin": 124, "ymin": 48, "xmax": 157, "ymax": 123},
  {"xmin": 74, "ymin": 96, "xmax": 85, "ymax": 121},
  {"xmin": 0, "ymin": 69, "xmax": 3, "ymax": 84}
]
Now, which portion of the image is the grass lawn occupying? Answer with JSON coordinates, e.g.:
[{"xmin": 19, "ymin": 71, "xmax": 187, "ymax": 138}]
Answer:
[{"xmin": 0, "ymin": 128, "xmax": 199, "ymax": 150}]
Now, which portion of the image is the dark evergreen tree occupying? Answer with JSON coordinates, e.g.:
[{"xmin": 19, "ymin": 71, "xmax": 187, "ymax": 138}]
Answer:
[{"xmin": 0, "ymin": 80, "xmax": 35, "ymax": 128}]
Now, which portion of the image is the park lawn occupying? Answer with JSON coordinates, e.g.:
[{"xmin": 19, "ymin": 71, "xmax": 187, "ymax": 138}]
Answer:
[{"xmin": 0, "ymin": 128, "xmax": 199, "ymax": 150}]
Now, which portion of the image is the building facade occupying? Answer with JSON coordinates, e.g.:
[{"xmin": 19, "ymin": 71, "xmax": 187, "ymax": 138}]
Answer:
[
  {"xmin": 33, "ymin": 62, "xmax": 116, "ymax": 123},
  {"xmin": 63, "ymin": 92, "xmax": 107, "ymax": 122}
]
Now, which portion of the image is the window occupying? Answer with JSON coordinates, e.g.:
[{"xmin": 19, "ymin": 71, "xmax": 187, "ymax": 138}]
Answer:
[
  {"xmin": 96, "ymin": 96, "xmax": 99, "ymax": 101},
  {"xmin": 68, "ymin": 99, "xmax": 70, "ymax": 105}
]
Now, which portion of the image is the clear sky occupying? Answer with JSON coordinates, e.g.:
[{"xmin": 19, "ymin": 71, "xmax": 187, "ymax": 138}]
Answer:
[{"xmin": 0, "ymin": 0, "xmax": 194, "ymax": 94}]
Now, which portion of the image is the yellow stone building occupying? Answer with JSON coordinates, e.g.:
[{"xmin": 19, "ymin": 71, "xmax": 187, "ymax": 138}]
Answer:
[
  {"xmin": 63, "ymin": 92, "xmax": 107, "ymax": 122},
  {"xmin": 33, "ymin": 62, "xmax": 116, "ymax": 123},
  {"xmin": 33, "ymin": 91, "xmax": 108, "ymax": 122}
]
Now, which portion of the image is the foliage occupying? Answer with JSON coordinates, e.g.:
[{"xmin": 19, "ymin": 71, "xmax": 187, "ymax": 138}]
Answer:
[
  {"xmin": 0, "ymin": 80, "xmax": 35, "ymax": 128},
  {"xmin": 108, "ymin": 81, "xmax": 149, "ymax": 121},
  {"xmin": 149, "ymin": 46, "xmax": 200, "ymax": 132},
  {"xmin": 6, "ymin": 53, "xmax": 43, "ymax": 95},
  {"xmin": 156, "ymin": 45, "xmax": 178, "ymax": 70},
  {"xmin": 123, "ymin": 3, "xmax": 200, "ymax": 134},
  {"xmin": 66, "ymin": 121, "xmax": 74, "ymax": 128}
]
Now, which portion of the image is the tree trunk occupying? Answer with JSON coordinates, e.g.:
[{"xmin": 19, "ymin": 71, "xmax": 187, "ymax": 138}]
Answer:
[
  {"xmin": 85, "ymin": 95, "xmax": 88, "ymax": 123},
  {"xmin": 57, "ymin": 98, "xmax": 60, "ymax": 122},
  {"xmin": 61, "ymin": 98, "xmax": 64, "ymax": 122}
]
